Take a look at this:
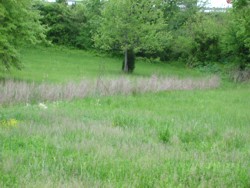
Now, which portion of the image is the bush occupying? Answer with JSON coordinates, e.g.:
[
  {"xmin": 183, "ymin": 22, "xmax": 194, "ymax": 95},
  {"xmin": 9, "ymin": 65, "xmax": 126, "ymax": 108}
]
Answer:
[
  {"xmin": 172, "ymin": 12, "xmax": 225, "ymax": 67},
  {"xmin": 221, "ymin": 0, "xmax": 250, "ymax": 69},
  {"xmin": 35, "ymin": 2, "xmax": 91, "ymax": 49}
]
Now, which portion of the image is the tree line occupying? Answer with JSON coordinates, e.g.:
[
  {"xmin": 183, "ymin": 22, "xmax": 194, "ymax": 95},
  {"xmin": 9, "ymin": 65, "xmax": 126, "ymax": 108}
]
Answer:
[{"xmin": 0, "ymin": 0, "xmax": 249, "ymax": 74}]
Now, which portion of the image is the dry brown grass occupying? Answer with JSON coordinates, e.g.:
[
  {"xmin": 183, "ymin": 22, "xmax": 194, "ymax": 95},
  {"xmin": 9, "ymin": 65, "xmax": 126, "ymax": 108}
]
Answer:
[
  {"xmin": 0, "ymin": 75, "xmax": 220, "ymax": 104},
  {"xmin": 231, "ymin": 69, "xmax": 250, "ymax": 82}
]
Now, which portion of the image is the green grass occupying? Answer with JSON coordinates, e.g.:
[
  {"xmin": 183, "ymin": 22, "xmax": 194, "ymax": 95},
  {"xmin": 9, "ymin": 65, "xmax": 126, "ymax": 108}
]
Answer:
[
  {"xmin": 0, "ymin": 46, "xmax": 250, "ymax": 187},
  {"xmin": 0, "ymin": 46, "xmax": 205, "ymax": 83},
  {"xmin": 1, "ymin": 89, "xmax": 250, "ymax": 187}
]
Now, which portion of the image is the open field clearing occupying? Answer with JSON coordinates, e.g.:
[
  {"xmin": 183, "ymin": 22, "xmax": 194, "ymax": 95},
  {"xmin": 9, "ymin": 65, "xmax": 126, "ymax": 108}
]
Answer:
[
  {"xmin": 1, "ymin": 89, "xmax": 250, "ymax": 187},
  {"xmin": 1, "ymin": 0, "xmax": 249, "ymax": 186},
  {"xmin": 0, "ymin": 47, "xmax": 207, "ymax": 83},
  {"xmin": 0, "ymin": 47, "xmax": 250, "ymax": 187}
]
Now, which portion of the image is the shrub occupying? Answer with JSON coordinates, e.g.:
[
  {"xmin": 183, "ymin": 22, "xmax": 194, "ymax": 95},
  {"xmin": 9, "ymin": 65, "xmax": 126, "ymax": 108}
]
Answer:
[
  {"xmin": 171, "ymin": 12, "xmax": 226, "ymax": 67},
  {"xmin": 221, "ymin": 0, "xmax": 250, "ymax": 69},
  {"xmin": 35, "ymin": 2, "xmax": 91, "ymax": 49}
]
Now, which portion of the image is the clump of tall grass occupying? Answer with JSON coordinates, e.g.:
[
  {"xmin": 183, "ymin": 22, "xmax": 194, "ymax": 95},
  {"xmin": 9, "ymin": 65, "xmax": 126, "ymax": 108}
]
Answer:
[
  {"xmin": 0, "ymin": 75, "xmax": 220, "ymax": 104},
  {"xmin": 231, "ymin": 69, "xmax": 250, "ymax": 82}
]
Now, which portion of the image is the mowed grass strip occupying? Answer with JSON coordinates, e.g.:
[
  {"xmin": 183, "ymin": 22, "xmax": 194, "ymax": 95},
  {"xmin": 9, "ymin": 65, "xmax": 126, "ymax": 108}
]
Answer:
[
  {"xmin": 1, "ymin": 88, "xmax": 250, "ymax": 187},
  {"xmin": 0, "ymin": 46, "xmax": 206, "ymax": 83}
]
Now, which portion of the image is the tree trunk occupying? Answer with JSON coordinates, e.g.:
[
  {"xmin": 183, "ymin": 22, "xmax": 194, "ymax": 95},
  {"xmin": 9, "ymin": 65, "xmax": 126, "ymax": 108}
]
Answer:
[{"xmin": 123, "ymin": 49, "xmax": 128, "ymax": 72}]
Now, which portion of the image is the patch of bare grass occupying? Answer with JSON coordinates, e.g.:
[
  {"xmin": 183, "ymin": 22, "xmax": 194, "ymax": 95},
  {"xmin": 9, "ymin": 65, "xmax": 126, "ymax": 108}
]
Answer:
[{"xmin": 0, "ymin": 75, "xmax": 220, "ymax": 104}]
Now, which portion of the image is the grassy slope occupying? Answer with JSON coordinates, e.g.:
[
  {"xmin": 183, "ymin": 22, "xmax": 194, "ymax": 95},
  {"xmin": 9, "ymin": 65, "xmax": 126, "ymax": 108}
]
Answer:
[
  {"xmin": 0, "ymin": 47, "xmax": 250, "ymax": 187},
  {"xmin": 0, "ymin": 46, "xmax": 205, "ymax": 83}
]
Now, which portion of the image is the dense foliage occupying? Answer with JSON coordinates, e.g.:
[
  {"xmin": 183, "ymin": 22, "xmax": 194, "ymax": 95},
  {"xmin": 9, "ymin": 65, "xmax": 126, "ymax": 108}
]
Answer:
[
  {"xmin": 36, "ymin": 2, "xmax": 87, "ymax": 48},
  {"xmin": 222, "ymin": 0, "xmax": 250, "ymax": 69},
  {"xmin": 0, "ymin": 0, "xmax": 45, "ymax": 71},
  {"xmin": 172, "ymin": 12, "xmax": 226, "ymax": 67},
  {"xmin": 1, "ymin": 0, "xmax": 249, "ymax": 73},
  {"xmin": 35, "ymin": 0, "xmax": 102, "ymax": 49},
  {"xmin": 94, "ymin": 0, "xmax": 171, "ymax": 72}
]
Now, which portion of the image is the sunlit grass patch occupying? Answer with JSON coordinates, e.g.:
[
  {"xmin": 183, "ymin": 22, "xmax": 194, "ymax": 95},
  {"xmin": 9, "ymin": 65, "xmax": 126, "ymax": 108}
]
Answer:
[
  {"xmin": 1, "ymin": 90, "xmax": 249, "ymax": 187},
  {"xmin": 0, "ymin": 119, "xmax": 18, "ymax": 128},
  {"xmin": 0, "ymin": 46, "xmax": 207, "ymax": 83},
  {"xmin": 112, "ymin": 115, "xmax": 140, "ymax": 128}
]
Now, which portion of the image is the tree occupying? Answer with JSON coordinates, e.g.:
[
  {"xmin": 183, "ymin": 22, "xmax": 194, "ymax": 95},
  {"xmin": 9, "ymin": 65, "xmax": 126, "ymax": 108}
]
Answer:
[
  {"xmin": 94, "ymin": 0, "xmax": 171, "ymax": 73},
  {"xmin": 81, "ymin": 0, "xmax": 103, "ymax": 49},
  {"xmin": 36, "ymin": 0, "xmax": 100, "ymax": 49},
  {"xmin": 162, "ymin": 0, "xmax": 199, "ymax": 31},
  {"xmin": 222, "ymin": 0, "xmax": 250, "ymax": 69},
  {"xmin": 0, "ymin": 0, "xmax": 46, "ymax": 71},
  {"xmin": 159, "ymin": 0, "xmax": 199, "ymax": 61},
  {"xmin": 172, "ymin": 12, "xmax": 226, "ymax": 67},
  {"xmin": 56, "ymin": 0, "xmax": 67, "ymax": 4},
  {"xmin": 36, "ymin": 2, "xmax": 88, "ymax": 48}
]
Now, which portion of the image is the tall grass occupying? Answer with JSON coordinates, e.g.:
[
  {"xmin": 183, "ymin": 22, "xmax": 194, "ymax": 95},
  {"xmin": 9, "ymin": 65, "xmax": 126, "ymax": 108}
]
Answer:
[
  {"xmin": 0, "ymin": 75, "xmax": 219, "ymax": 104},
  {"xmin": 1, "ymin": 88, "xmax": 249, "ymax": 187},
  {"xmin": 0, "ymin": 47, "xmax": 249, "ymax": 187}
]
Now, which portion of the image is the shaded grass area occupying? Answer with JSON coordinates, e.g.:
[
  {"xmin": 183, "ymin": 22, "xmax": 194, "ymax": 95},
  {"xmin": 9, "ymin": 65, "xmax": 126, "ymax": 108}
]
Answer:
[
  {"xmin": 0, "ymin": 46, "xmax": 206, "ymax": 83},
  {"xmin": 1, "ymin": 88, "xmax": 250, "ymax": 187}
]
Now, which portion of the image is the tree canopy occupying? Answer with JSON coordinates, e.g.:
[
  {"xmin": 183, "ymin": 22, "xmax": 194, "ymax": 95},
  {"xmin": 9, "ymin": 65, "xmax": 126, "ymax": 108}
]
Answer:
[
  {"xmin": 223, "ymin": 0, "xmax": 250, "ymax": 68},
  {"xmin": 94, "ymin": 0, "xmax": 171, "ymax": 72},
  {"xmin": 0, "ymin": 0, "xmax": 46, "ymax": 71},
  {"xmin": 1, "ymin": 0, "xmax": 249, "ymax": 74}
]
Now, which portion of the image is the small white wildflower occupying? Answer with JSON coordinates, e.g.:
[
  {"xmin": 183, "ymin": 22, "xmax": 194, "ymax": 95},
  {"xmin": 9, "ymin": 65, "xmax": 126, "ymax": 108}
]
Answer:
[
  {"xmin": 39, "ymin": 103, "xmax": 48, "ymax": 110},
  {"xmin": 96, "ymin": 99, "xmax": 101, "ymax": 106}
]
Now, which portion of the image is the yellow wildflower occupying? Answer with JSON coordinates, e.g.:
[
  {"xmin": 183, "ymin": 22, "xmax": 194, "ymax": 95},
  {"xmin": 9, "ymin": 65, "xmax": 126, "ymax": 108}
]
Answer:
[{"xmin": 0, "ymin": 119, "xmax": 18, "ymax": 128}]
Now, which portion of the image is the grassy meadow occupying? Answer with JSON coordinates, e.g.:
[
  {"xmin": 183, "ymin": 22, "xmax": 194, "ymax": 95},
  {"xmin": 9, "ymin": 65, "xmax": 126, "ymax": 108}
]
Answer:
[
  {"xmin": 0, "ymin": 47, "xmax": 250, "ymax": 187},
  {"xmin": 1, "ymin": 46, "xmax": 206, "ymax": 83}
]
